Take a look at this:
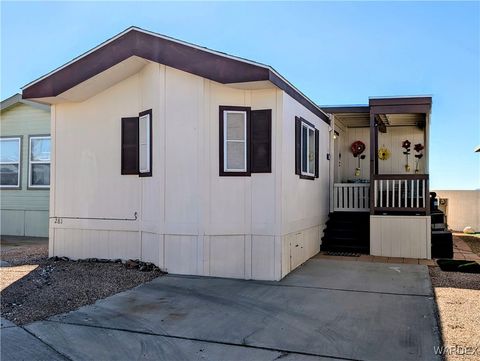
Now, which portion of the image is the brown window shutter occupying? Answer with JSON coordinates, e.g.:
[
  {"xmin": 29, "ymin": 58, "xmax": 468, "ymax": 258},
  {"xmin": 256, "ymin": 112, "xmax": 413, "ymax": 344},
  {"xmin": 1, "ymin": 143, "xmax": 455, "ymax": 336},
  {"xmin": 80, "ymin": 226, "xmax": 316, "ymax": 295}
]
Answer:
[
  {"xmin": 295, "ymin": 117, "xmax": 301, "ymax": 175},
  {"xmin": 250, "ymin": 109, "xmax": 272, "ymax": 173},
  {"xmin": 315, "ymin": 129, "xmax": 319, "ymax": 178},
  {"xmin": 121, "ymin": 117, "xmax": 139, "ymax": 175}
]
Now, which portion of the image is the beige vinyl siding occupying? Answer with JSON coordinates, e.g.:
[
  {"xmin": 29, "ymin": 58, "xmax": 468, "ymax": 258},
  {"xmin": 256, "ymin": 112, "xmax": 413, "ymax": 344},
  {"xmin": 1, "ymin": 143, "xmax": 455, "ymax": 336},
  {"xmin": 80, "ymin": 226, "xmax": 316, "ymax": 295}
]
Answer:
[
  {"xmin": 370, "ymin": 215, "xmax": 431, "ymax": 259},
  {"xmin": 1, "ymin": 103, "xmax": 50, "ymax": 236}
]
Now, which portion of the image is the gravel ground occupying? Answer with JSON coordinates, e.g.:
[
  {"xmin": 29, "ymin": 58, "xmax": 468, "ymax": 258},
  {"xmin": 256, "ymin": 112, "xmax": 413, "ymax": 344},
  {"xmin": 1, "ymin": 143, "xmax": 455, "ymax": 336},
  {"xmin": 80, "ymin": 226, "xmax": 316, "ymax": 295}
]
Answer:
[
  {"xmin": 1, "ymin": 239, "xmax": 48, "ymax": 266},
  {"xmin": 429, "ymin": 267, "xmax": 480, "ymax": 361},
  {"xmin": 1, "ymin": 241, "xmax": 163, "ymax": 325},
  {"xmin": 458, "ymin": 235, "xmax": 480, "ymax": 256}
]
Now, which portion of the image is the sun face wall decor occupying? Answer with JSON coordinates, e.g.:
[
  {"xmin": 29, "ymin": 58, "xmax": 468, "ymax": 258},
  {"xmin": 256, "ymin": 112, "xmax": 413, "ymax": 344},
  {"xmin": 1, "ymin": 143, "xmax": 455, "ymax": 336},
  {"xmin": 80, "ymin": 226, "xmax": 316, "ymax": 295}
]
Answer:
[{"xmin": 378, "ymin": 145, "xmax": 391, "ymax": 161}]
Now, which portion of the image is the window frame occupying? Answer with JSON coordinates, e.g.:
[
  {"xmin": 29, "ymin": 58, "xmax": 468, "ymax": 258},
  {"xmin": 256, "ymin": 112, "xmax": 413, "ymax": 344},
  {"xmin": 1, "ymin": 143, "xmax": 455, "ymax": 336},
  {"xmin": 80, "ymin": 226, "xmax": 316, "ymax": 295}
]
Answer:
[
  {"xmin": 0, "ymin": 136, "xmax": 22, "ymax": 189},
  {"xmin": 219, "ymin": 106, "xmax": 251, "ymax": 176},
  {"xmin": 138, "ymin": 109, "xmax": 152, "ymax": 177},
  {"xmin": 300, "ymin": 121, "xmax": 316, "ymax": 178},
  {"xmin": 28, "ymin": 135, "xmax": 51, "ymax": 189}
]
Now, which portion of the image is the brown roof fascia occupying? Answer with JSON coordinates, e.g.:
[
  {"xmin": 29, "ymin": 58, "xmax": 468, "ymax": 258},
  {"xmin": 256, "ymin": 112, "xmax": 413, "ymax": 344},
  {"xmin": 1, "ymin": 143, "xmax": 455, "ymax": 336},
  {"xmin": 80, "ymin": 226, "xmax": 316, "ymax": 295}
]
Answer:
[{"xmin": 22, "ymin": 28, "xmax": 329, "ymax": 124}]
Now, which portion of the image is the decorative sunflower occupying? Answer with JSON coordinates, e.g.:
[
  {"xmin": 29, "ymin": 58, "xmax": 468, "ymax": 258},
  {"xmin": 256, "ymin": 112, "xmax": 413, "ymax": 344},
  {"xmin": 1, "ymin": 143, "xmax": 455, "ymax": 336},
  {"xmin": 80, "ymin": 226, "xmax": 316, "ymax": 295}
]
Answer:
[{"xmin": 378, "ymin": 146, "xmax": 391, "ymax": 160}]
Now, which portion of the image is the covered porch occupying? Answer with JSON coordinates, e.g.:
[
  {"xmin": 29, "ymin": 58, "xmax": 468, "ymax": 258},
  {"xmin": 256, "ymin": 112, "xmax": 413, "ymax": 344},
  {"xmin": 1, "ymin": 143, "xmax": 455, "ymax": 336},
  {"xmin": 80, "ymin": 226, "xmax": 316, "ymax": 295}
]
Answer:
[
  {"xmin": 321, "ymin": 97, "xmax": 433, "ymax": 258},
  {"xmin": 324, "ymin": 97, "xmax": 431, "ymax": 216}
]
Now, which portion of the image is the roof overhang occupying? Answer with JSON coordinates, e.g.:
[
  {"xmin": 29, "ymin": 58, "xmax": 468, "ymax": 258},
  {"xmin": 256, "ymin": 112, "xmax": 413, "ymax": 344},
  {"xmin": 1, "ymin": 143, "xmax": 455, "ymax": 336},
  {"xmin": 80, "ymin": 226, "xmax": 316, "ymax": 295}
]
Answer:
[
  {"xmin": 21, "ymin": 27, "xmax": 329, "ymax": 123},
  {"xmin": 321, "ymin": 96, "xmax": 432, "ymax": 128},
  {"xmin": 1, "ymin": 93, "xmax": 50, "ymax": 112}
]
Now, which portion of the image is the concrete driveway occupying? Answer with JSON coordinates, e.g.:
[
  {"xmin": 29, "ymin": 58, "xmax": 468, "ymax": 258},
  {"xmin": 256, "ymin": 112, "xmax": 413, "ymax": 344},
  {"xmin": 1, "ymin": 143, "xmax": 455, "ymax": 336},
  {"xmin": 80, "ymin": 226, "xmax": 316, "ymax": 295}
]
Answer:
[{"xmin": 2, "ymin": 259, "xmax": 442, "ymax": 361}]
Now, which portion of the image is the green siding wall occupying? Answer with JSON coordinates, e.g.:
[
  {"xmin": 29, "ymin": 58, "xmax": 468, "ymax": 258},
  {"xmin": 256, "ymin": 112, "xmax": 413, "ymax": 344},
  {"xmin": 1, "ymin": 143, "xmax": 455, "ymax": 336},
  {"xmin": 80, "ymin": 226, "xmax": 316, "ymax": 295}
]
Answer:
[{"xmin": 1, "ymin": 103, "xmax": 50, "ymax": 237}]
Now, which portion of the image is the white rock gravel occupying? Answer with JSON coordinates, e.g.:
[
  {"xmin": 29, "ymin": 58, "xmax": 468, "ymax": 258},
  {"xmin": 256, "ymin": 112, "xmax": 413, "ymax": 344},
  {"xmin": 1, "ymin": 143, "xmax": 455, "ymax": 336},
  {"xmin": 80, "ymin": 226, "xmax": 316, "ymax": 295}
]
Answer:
[
  {"xmin": 1, "ymin": 243, "xmax": 163, "ymax": 325},
  {"xmin": 429, "ymin": 267, "xmax": 480, "ymax": 361}
]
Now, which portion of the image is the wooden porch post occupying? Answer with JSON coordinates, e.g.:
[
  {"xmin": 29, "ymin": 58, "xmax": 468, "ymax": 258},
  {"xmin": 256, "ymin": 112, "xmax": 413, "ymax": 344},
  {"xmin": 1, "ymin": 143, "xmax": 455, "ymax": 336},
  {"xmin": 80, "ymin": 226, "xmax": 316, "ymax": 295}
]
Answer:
[
  {"xmin": 424, "ymin": 113, "xmax": 430, "ymax": 215},
  {"xmin": 369, "ymin": 112, "xmax": 376, "ymax": 215}
]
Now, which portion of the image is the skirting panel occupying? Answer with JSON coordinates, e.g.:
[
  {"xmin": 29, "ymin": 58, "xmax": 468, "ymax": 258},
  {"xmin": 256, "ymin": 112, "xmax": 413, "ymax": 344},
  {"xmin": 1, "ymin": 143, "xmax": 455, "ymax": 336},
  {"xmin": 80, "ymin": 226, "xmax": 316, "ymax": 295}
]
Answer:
[
  {"xmin": 281, "ymin": 226, "xmax": 321, "ymax": 278},
  {"xmin": 53, "ymin": 228, "xmax": 141, "ymax": 260},
  {"xmin": 51, "ymin": 228, "xmax": 282, "ymax": 280},
  {"xmin": 1, "ymin": 210, "xmax": 49, "ymax": 237},
  {"xmin": 370, "ymin": 216, "xmax": 431, "ymax": 259}
]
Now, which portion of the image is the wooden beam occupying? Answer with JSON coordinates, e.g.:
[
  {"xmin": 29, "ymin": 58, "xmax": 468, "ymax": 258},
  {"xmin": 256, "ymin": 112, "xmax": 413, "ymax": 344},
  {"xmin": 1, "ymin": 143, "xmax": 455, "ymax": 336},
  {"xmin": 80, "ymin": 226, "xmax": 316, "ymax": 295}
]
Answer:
[
  {"xmin": 370, "ymin": 104, "xmax": 431, "ymax": 115},
  {"xmin": 369, "ymin": 97, "xmax": 432, "ymax": 107},
  {"xmin": 369, "ymin": 112, "xmax": 376, "ymax": 215},
  {"xmin": 372, "ymin": 174, "xmax": 429, "ymax": 180}
]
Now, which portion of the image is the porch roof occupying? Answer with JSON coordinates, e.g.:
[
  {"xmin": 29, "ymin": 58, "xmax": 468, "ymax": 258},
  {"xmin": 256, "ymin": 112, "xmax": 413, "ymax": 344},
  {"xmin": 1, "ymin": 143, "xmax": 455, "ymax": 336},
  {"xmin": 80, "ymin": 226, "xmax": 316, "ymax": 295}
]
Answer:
[{"xmin": 321, "ymin": 96, "xmax": 431, "ymax": 128}]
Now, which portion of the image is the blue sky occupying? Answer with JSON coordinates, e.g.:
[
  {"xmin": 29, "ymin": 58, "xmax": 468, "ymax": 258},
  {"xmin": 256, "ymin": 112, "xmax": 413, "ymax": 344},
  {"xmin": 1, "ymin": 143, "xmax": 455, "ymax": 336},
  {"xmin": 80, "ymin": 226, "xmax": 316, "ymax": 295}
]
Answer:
[{"xmin": 1, "ymin": 1, "xmax": 479, "ymax": 189}]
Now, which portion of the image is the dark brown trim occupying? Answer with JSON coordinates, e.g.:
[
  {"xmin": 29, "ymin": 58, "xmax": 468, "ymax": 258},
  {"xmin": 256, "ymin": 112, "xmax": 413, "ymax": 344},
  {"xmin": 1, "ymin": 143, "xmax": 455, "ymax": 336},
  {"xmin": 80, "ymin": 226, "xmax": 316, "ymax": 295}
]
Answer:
[
  {"xmin": 0, "ymin": 135, "xmax": 23, "ymax": 190},
  {"xmin": 23, "ymin": 30, "xmax": 267, "ymax": 99},
  {"xmin": 295, "ymin": 116, "xmax": 317, "ymax": 181},
  {"xmin": 314, "ymin": 128, "xmax": 319, "ymax": 178},
  {"xmin": 219, "ymin": 106, "xmax": 251, "ymax": 177},
  {"xmin": 297, "ymin": 116, "xmax": 315, "ymax": 129},
  {"xmin": 374, "ymin": 123, "xmax": 378, "ymax": 175},
  {"xmin": 250, "ymin": 109, "xmax": 272, "ymax": 173},
  {"xmin": 22, "ymin": 28, "xmax": 328, "ymax": 124},
  {"xmin": 373, "ymin": 207, "xmax": 428, "ymax": 215},
  {"xmin": 299, "ymin": 174, "xmax": 315, "ymax": 180},
  {"xmin": 121, "ymin": 116, "xmax": 139, "ymax": 175},
  {"xmin": 321, "ymin": 106, "xmax": 370, "ymax": 114},
  {"xmin": 425, "ymin": 177, "xmax": 430, "ymax": 215},
  {"xmin": 372, "ymin": 174, "xmax": 429, "ymax": 180},
  {"xmin": 269, "ymin": 72, "xmax": 329, "ymax": 123},
  {"xmin": 369, "ymin": 113, "xmax": 375, "ymax": 214},
  {"xmin": 373, "ymin": 207, "xmax": 427, "ymax": 212},
  {"xmin": 295, "ymin": 117, "xmax": 301, "ymax": 176},
  {"xmin": 322, "ymin": 97, "xmax": 432, "ymax": 119},
  {"xmin": 138, "ymin": 109, "xmax": 153, "ymax": 178},
  {"xmin": 369, "ymin": 97, "xmax": 432, "ymax": 107},
  {"xmin": 370, "ymin": 104, "xmax": 431, "ymax": 115}
]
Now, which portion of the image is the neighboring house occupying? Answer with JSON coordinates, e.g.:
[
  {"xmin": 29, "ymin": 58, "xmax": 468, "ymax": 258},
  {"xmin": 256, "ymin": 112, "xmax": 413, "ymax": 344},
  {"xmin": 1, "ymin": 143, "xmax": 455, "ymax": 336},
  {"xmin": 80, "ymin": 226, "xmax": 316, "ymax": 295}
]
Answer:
[
  {"xmin": 21, "ymin": 27, "xmax": 433, "ymax": 280},
  {"xmin": 0, "ymin": 94, "xmax": 51, "ymax": 237},
  {"xmin": 434, "ymin": 190, "xmax": 480, "ymax": 232}
]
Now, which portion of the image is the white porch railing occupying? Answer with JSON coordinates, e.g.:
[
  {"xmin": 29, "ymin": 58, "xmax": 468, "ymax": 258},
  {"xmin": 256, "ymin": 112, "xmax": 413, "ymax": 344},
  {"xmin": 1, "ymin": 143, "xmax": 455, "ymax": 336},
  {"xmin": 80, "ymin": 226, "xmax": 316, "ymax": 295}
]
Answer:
[
  {"xmin": 373, "ymin": 174, "xmax": 429, "ymax": 213},
  {"xmin": 333, "ymin": 183, "xmax": 370, "ymax": 211}
]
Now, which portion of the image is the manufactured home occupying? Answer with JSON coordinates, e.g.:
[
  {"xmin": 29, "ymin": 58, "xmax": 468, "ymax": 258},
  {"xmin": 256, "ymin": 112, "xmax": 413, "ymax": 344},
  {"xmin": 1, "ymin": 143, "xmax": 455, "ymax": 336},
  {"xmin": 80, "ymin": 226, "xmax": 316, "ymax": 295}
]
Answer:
[
  {"xmin": 21, "ymin": 27, "xmax": 433, "ymax": 280},
  {"xmin": 0, "ymin": 94, "xmax": 51, "ymax": 237}
]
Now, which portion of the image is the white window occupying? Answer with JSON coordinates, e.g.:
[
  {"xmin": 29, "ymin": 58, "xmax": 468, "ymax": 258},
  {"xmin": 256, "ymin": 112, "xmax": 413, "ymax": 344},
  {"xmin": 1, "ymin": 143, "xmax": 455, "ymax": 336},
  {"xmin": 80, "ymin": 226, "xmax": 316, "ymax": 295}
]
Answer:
[
  {"xmin": 0, "ymin": 137, "xmax": 21, "ymax": 188},
  {"xmin": 223, "ymin": 110, "xmax": 247, "ymax": 172},
  {"xmin": 29, "ymin": 136, "xmax": 51, "ymax": 188},
  {"xmin": 139, "ymin": 113, "xmax": 151, "ymax": 175},
  {"xmin": 301, "ymin": 122, "xmax": 315, "ymax": 176}
]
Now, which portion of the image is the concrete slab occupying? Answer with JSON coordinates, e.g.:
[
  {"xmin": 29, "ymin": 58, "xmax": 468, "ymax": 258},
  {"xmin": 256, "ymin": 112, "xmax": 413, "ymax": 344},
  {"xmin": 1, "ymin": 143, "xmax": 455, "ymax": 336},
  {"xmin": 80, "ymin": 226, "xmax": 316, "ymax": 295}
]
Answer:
[
  {"xmin": 26, "ymin": 321, "xmax": 331, "ymax": 361},
  {"xmin": 1, "ymin": 326, "xmax": 66, "ymax": 361},
  {"xmin": 278, "ymin": 259, "xmax": 433, "ymax": 296},
  {"xmin": 1, "ymin": 317, "xmax": 16, "ymax": 328},
  {"xmin": 48, "ymin": 272, "xmax": 441, "ymax": 360}
]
